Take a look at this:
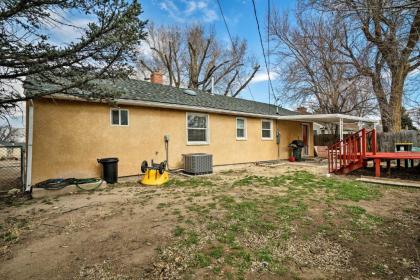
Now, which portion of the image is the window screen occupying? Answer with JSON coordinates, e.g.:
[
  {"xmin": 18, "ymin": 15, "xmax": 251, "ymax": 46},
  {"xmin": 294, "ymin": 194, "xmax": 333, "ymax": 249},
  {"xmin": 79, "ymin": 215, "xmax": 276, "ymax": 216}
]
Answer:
[
  {"xmin": 236, "ymin": 118, "xmax": 246, "ymax": 139},
  {"xmin": 187, "ymin": 113, "xmax": 208, "ymax": 143},
  {"xmin": 111, "ymin": 109, "xmax": 128, "ymax": 126},
  {"xmin": 262, "ymin": 120, "xmax": 272, "ymax": 139},
  {"xmin": 120, "ymin": 110, "xmax": 128, "ymax": 125},
  {"xmin": 111, "ymin": 109, "xmax": 120, "ymax": 125}
]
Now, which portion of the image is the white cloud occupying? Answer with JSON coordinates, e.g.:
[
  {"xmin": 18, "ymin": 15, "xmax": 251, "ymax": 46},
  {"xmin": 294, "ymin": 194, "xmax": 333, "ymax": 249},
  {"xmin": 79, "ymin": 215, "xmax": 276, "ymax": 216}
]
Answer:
[
  {"xmin": 159, "ymin": 0, "xmax": 218, "ymax": 23},
  {"xmin": 250, "ymin": 71, "xmax": 279, "ymax": 84},
  {"xmin": 203, "ymin": 9, "xmax": 218, "ymax": 23},
  {"xmin": 45, "ymin": 10, "xmax": 93, "ymax": 45}
]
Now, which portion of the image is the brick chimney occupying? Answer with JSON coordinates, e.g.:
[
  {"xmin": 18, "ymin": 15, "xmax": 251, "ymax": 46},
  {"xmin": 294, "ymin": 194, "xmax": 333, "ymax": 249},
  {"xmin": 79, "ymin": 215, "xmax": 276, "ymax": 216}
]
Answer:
[
  {"xmin": 150, "ymin": 71, "xmax": 163, "ymax": 84},
  {"xmin": 296, "ymin": 106, "xmax": 308, "ymax": 114}
]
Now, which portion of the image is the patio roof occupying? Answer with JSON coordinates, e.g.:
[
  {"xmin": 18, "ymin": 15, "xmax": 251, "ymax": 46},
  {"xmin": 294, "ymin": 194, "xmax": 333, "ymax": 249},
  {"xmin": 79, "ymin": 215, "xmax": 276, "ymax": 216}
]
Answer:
[{"xmin": 277, "ymin": 114, "xmax": 377, "ymax": 124}]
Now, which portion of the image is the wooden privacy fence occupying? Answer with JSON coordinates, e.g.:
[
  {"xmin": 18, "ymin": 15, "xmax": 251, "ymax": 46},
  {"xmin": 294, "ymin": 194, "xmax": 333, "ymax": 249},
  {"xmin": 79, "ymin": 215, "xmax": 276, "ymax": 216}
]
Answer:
[
  {"xmin": 376, "ymin": 130, "xmax": 420, "ymax": 152},
  {"xmin": 314, "ymin": 134, "xmax": 339, "ymax": 146},
  {"xmin": 315, "ymin": 130, "xmax": 420, "ymax": 152}
]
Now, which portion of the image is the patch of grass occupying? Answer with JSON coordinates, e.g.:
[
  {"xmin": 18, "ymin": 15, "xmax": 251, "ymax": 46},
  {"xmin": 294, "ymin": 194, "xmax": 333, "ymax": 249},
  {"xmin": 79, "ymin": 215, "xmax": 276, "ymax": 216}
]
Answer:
[
  {"xmin": 217, "ymin": 230, "xmax": 237, "ymax": 247},
  {"xmin": 319, "ymin": 178, "xmax": 381, "ymax": 201},
  {"xmin": 193, "ymin": 253, "xmax": 211, "ymax": 268},
  {"xmin": 232, "ymin": 175, "xmax": 289, "ymax": 188},
  {"xmin": 251, "ymin": 220, "xmax": 277, "ymax": 234},
  {"xmin": 343, "ymin": 205, "xmax": 384, "ymax": 233},
  {"xmin": 216, "ymin": 195, "xmax": 236, "ymax": 207},
  {"xmin": 281, "ymin": 171, "xmax": 317, "ymax": 186},
  {"xmin": 207, "ymin": 221, "xmax": 224, "ymax": 231},
  {"xmin": 256, "ymin": 247, "xmax": 273, "ymax": 262},
  {"xmin": 0, "ymin": 217, "xmax": 29, "ymax": 244},
  {"xmin": 366, "ymin": 214, "xmax": 383, "ymax": 224},
  {"xmin": 208, "ymin": 245, "xmax": 224, "ymax": 259},
  {"xmin": 345, "ymin": 205, "xmax": 366, "ymax": 216},
  {"xmin": 157, "ymin": 202, "xmax": 170, "ymax": 209},
  {"xmin": 276, "ymin": 200, "xmax": 307, "ymax": 222},
  {"xmin": 186, "ymin": 203, "xmax": 210, "ymax": 215},
  {"xmin": 183, "ymin": 231, "xmax": 199, "ymax": 246},
  {"xmin": 173, "ymin": 225, "xmax": 185, "ymax": 237},
  {"xmin": 168, "ymin": 178, "xmax": 216, "ymax": 188},
  {"xmin": 152, "ymin": 171, "xmax": 390, "ymax": 279},
  {"xmin": 225, "ymin": 248, "xmax": 252, "ymax": 278}
]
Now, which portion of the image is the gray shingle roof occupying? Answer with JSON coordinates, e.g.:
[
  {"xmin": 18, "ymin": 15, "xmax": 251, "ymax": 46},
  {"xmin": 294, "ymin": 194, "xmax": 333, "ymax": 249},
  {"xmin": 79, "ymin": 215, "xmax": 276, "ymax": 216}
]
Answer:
[{"xmin": 26, "ymin": 78, "xmax": 299, "ymax": 117}]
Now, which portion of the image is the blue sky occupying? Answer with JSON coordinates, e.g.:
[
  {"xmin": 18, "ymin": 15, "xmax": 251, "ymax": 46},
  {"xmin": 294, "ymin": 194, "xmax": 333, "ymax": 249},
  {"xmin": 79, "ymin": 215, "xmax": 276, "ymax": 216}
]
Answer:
[
  {"xmin": 6, "ymin": 0, "xmax": 299, "ymax": 129},
  {"xmin": 140, "ymin": 0, "xmax": 297, "ymax": 107}
]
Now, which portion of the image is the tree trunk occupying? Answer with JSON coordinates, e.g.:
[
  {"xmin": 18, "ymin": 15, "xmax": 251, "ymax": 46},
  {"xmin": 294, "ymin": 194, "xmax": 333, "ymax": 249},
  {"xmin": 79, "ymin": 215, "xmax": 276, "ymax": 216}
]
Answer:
[
  {"xmin": 388, "ymin": 78, "xmax": 404, "ymax": 132},
  {"xmin": 371, "ymin": 75, "xmax": 391, "ymax": 132}
]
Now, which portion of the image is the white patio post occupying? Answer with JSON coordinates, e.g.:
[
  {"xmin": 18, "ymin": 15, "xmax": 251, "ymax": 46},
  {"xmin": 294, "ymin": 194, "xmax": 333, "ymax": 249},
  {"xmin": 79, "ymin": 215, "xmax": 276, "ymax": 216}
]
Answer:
[
  {"xmin": 339, "ymin": 118, "xmax": 344, "ymax": 154},
  {"xmin": 357, "ymin": 121, "xmax": 363, "ymax": 130}
]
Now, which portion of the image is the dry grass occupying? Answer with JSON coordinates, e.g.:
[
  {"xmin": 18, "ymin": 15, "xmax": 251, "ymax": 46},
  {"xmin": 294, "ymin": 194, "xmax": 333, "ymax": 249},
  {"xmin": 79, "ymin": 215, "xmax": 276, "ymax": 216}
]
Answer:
[{"xmin": 0, "ymin": 164, "xmax": 419, "ymax": 280}]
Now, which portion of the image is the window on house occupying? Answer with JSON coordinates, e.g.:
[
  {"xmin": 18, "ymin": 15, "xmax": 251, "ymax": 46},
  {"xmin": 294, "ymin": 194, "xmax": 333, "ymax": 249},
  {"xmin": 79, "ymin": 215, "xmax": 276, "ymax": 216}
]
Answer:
[
  {"xmin": 187, "ymin": 113, "xmax": 209, "ymax": 144},
  {"xmin": 111, "ymin": 109, "xmax": 129, "ymax": 126},
  {"xmin": 261, "ymin": 120, "xmax": 273, "ymax": 139},
  {"xmin": 236, "ymin": 117, "xmax": 247, "ymax": 140}
]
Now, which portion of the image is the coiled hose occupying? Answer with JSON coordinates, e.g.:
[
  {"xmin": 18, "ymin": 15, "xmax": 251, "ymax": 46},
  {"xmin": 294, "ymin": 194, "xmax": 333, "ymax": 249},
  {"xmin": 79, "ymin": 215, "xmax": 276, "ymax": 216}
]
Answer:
[{"xmin": 34, "ymin": 178, "xmax": 103, "ymax": 191}]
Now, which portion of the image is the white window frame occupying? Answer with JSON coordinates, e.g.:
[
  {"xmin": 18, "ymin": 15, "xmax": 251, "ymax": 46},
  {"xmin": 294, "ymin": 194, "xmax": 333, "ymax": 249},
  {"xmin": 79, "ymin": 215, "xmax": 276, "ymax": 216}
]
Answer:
[
  {"xmin": 186, "ymin": 112, "xmax": 210, "ymax": 145},
  {"xmin": 261, "ymin": 119, "xmax": 273, "ymax": 140},
  {"xmin": 110, "ymin": 108, "xmax": 129, "ymax": 126},
  {"xmin": 236, "ymin": 117, "xmax": 247, "ymax": 140}
]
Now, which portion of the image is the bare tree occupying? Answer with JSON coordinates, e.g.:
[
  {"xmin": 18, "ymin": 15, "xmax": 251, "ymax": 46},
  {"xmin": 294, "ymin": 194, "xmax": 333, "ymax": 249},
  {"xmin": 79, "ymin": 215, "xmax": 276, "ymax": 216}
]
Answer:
[
  {"xmin": 313, "ymin": 0, "xmax": 420, "ymax": 132},
  {"xmin": 1, "ymin": 0, "xmax": 147, "ymax": 117},
  {"xmin": 269, "ymin": 9, "xmax": 376, "ymax": 117},
  {"xmin": 136, "ymin": 23, "xmax": 260, "ymax": 97}
]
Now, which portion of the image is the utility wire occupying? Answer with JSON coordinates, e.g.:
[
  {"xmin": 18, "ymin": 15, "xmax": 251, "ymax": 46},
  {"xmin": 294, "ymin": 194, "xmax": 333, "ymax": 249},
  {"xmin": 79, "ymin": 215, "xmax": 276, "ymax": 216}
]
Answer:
[
  {"xmin": 215, "ymin": 0, "xmax": 255, "ymax": 101},
  {"xmin": 267, "ymin": 0, "xmax": 271, "ymax": 110},
  {"xmin": 251, "ymin": 0, "xmax": 276, "ymax": 110}
]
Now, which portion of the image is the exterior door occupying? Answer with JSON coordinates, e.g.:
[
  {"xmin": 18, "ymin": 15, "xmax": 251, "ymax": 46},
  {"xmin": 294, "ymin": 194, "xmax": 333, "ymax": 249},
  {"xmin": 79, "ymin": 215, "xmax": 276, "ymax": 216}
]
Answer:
[{"xmin": 302, "ymin": 124, "xmax": 309, "ymax": 156}]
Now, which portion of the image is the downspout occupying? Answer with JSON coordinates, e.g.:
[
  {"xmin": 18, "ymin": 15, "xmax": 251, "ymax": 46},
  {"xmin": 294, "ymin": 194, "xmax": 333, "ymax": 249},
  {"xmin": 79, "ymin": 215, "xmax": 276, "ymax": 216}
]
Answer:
[
  {"xmin": 25, "ymin": 100, "xmax": 34, "ymax": 192},
  {"xmin": 276, "ymin": 120, "xmax": 280, "ymax": 160}
]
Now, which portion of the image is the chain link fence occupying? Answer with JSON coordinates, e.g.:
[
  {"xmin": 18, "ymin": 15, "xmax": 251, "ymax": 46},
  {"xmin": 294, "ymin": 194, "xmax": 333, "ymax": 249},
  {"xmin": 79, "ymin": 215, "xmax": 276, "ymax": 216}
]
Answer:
[{"xmin": 0, "ymin": 145, "xmax": 24, "ymax": 192}]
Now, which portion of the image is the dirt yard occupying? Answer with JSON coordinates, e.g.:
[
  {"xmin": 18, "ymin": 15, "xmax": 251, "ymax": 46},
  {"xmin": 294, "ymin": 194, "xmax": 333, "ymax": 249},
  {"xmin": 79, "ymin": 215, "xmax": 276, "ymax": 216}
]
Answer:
[{"xmin": 0, "ymin": 163, "xmax": 419, "ymax": 280}]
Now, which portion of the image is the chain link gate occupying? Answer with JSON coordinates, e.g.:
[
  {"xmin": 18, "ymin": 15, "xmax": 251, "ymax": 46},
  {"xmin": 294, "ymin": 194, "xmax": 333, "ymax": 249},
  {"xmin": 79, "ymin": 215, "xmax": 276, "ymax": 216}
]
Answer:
[{"xmin": 0, "ymin": 145, "xmax": 24, "ymax": 192}]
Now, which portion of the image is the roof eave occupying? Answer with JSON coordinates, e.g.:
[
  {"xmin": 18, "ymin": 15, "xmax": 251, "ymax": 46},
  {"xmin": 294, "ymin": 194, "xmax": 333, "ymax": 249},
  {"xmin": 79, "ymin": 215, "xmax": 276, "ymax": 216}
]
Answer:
[
  {"xmin": 44, "ymin": 94, "xmax": 284, "ymax": 119},
  {"xmin": 43, "ymin": 94, "xmax": 375, "ymax": 124},
  {"xmin": 277, "ymin": 114, "xmax": 376, "ymax": 123}
]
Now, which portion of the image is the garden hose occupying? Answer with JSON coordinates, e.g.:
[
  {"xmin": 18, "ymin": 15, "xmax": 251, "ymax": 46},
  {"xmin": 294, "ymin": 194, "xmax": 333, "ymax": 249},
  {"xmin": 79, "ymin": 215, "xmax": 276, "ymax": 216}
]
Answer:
[
  {"xmin": 34, "ymin": 178, "xmax": 103, "ymax": 191},
  {"xmin": 74, "ymin": 178, "xmax": 103, "ymax": 191}
]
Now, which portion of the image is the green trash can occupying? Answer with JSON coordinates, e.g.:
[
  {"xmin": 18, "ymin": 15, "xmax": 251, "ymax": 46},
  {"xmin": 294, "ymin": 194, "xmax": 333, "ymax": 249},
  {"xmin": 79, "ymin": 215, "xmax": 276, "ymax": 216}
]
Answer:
[
  {"xmin": 293, "ymin": 147, "xmax": 303, "ymax": 161},
  {"xmin": 289, "ymin": 140, "xmax": 305, "ymax": 161}
]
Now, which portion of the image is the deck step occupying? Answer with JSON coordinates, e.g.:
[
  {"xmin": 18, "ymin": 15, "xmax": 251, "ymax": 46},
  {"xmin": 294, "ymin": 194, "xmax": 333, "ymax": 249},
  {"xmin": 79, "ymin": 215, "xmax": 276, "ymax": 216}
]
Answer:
[{"xmin": 335, "ymin": 161, "xmax": 364, "ymax": 175}]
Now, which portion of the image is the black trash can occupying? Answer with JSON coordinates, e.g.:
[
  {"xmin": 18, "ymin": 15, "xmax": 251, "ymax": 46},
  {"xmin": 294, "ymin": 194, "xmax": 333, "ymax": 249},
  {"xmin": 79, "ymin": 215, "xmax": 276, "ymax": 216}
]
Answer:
[{"xmin": 97, "ymin": 157, "xmax": 119, "ymax": 183}]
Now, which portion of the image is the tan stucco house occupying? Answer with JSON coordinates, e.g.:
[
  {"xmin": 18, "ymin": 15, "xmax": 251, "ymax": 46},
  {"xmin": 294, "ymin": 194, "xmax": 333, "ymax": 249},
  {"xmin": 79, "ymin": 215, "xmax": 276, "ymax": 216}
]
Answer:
[{"xmin": 24, "ymin": 75, "xmax": 372, "ymax": 189}]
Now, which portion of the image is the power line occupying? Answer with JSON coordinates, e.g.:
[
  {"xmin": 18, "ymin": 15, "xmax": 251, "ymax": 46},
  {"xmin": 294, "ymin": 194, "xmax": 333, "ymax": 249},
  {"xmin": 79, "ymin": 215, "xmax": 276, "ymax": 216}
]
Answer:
[
  {"xmin": 267, "ymin": 0, "xmax": 271, "ymax": 109},
  {"xmin": 251, "ymin": 0, "xmax": 276, "ymax": 109},
  {"xmin": 215, "ymin": 0, "xmax": 255, "ymax": 101}
]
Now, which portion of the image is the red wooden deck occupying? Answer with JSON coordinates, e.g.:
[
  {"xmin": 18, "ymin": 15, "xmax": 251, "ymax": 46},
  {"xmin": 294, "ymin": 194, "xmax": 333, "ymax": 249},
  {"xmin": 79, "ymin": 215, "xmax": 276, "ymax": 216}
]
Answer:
[
  {"xmin": 365, "ymin": 152, "xmax": 420, "ymax": 160},
  {"xmin": 366, "ymin": 152, "xmax": 420, "ymax": 177},
  {"xmin": 328, "ymin": 129, "xmax": 420, "ymax": 177}
]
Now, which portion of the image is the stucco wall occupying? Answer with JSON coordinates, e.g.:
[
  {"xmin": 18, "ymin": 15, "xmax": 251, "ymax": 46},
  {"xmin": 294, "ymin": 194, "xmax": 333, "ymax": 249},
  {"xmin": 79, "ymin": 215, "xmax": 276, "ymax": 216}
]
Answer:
[{"xmin": 31, "ymin": 99, "xmax": 313, "ymax": 183}]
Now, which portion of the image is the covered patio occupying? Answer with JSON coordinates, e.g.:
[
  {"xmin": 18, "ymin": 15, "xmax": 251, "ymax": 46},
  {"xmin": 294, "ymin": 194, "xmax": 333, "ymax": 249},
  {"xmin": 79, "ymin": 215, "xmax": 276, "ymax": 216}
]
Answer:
[{"xmin": 278, "ymin": 113, "xmax": 377, "ymax": 141}]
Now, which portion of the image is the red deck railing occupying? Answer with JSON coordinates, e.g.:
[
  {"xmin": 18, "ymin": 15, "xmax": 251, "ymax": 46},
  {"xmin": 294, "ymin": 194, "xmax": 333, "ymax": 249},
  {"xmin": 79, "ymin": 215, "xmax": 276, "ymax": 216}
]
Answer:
[{"xmin": 328, "ymin": 128, "xmax": 377, "ymax": 174}]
